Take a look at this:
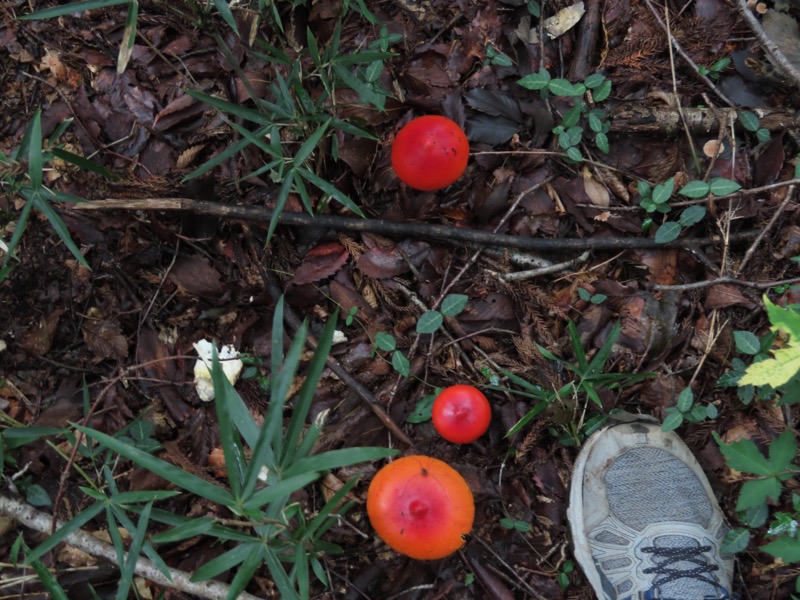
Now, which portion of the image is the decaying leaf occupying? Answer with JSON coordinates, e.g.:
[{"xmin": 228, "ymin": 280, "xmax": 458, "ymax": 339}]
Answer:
[{"xmin": 544, "ymin": 2, "xmax": 585, "ymax": 39}]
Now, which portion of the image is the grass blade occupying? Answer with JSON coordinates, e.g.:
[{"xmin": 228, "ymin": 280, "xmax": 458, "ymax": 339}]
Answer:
[
  {"xmin": 27, "ymin": 109, "xmax": 42, "ymax": 190},
  {"xmin": 18, "ymin": 0, "xmax": 130, "ymax": 20},
  {"xmin": 75, "ymin": 425, "xmax": 234, "ymax": 506},
  {"xmin": 26, "ymin": 502, "xmax": 104, "ymax": 563}
]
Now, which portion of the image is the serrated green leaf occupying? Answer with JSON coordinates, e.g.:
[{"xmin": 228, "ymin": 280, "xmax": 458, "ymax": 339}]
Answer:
[
  {"xmin": 679, "ymin": 180, "xmax": 710, "ymax": 198},
  {"xmin": 717, "ymin": 436, "xmax": 773, "ymax": 475},
  {"xmin": 762, "ymin": 536, "xmax": 800, "ymax": 562},
  {"xmin": 709, "ymin": 177, "xmax": 741, "ymax": 196},
  {"xmin": 737, "ymin": 477, "xmax": 782, "ymax": 511},
  {"xmin": 679, "ymin": 205, "xmax": 706, "ymax": 227},
  {"xmin": 655, "ymin": 221, "xmax": 682, "ymax": 244},
  {"xmin": 416, "ymin": 310, "xmax": 444, "ymax": 334},
  {"xmin": 739, "ymin": 111, "xmax": 760, "ymax": 132},
  {"xmin": 652, "ymin": 177, "xmax": 675, "ymax": 204},
  {"xmin": 769, "ymin": 430, "xmax": 797, "ymax": 472},
  {"xmin": 677, "ymin": 387, "xmax": 694, "ymax": 412},
  {"xmin": 721, "ymin": 528, "xmax": 750, "ymax": 554},
  {"xmin": 765, "ymin": 295, "xmax": 800, "ymax": 340},
  {"xmin": 734, "ymin": 330, "xmax": 761, "ymax": 355},
  {"xmin": 740, "ymin": 346, "xmax": 800, "ymax": 388},
  {"xmin": 392, "ymin": 351, "xmax": 410, "ymax": 376},
  {"xmin": 440, "ymin": 294, "xmax": 468, "ymax": 317}
]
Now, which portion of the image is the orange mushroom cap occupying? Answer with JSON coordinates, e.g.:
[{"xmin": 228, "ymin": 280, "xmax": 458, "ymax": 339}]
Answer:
[{"xmin": 366, "ymin": 455, "xmax": 475, "ymax": 560}]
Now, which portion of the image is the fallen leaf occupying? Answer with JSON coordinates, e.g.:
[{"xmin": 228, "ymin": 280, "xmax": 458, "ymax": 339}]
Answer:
[
  {"xmin": 82, "ymin": 308, "xmax": 129, "ymax": 362},
  {"xmin": 544, "ymin": 2, "xmax": 585, "ymax": 38},
  {"xmin": 291, "ymin": 242, "xmax": 349, "ymax": 286},
  {"xmin": 168, "ymin": 255, "xmax": 226, "ymax": 298}
]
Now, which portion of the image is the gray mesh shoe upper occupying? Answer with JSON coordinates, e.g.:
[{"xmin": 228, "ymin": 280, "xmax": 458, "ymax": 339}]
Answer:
[{"xmin": 568, "ymin": 416, "xmax": 733, "ymax": 600}]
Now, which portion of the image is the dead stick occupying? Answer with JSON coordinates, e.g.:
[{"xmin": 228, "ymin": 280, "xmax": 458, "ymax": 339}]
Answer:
[
  {"xmin": 73, "ymin": 198, "xmax": 758, "ymax": 251},
  {"xmin": 0, "ymin": 495, "xmax": 264, "ymax": 600},
  {"xmin": 734, "ymin": 0, "xmax": 800, "ymax": 89}
]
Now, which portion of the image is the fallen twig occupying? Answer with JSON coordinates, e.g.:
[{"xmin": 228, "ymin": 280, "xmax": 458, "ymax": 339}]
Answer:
[
  {"xmin": 734, "ymin": 0, "xmax": 800, "ymax": 89},
  {"xmin": 652, "ymin": 275, "xmax": 800, "ymax": 291},
  {"xmin": 73, "ymin": 197, "xmax": 759, "ymax": 251},
  {"xmin": 0, "ymin": 495, "xmax": 264, "ymax": 600}
]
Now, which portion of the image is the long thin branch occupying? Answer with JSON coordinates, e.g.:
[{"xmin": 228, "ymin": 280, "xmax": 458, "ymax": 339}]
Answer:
[
  {"xmin": 0, "ymin": 495, "xmax": 264, "ymax": 600},
  {"xmin": 734, "ymin": 0, "xmax": 800, "ymax": 89},
  {"xmin": 735, "ymin": 185, "xmax": 796, "ymax": 276},
  {"xmin": 652, "ymin": 275, "xmax": 800, "ymax": 291},
  {"xmin": 72, "ymin": 198, "xmax": 758, "ymax": 251}
]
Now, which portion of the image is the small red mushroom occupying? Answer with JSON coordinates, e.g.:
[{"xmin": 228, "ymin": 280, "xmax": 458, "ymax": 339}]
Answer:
[
  {"xmin": 366, "ymin": 455, "xmax": 474, "ymax": 560},
  {"xmin": 391, "ymin": 116, "xmax": 469, "ymax": 191},
  {"xmin": 431, "ymin": 384, "xmax": 491, "ymax": 444}
]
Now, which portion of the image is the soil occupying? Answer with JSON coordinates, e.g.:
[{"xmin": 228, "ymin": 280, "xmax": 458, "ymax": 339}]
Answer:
[{"xmin": 1, "ymin": 0, "xmax": 800, "ymax": 598}]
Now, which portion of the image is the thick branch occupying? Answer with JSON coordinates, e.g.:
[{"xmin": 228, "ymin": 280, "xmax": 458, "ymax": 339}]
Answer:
[
  {"xmin": 72, "ymin": 197, "xmax": 758, "ymax": 251},
  {"xmin": 610, "ymin": 105, "xmax": 800, "ymax": 136},
  {"xmin": 0, "ymin": 495, "xmax": 264, "ymax": 600}
]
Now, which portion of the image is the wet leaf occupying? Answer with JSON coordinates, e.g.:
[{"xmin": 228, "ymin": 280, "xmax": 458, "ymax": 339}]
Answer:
[{"xmin": 464, "ymin": 88, "xmax": 523, "ymax": 122}]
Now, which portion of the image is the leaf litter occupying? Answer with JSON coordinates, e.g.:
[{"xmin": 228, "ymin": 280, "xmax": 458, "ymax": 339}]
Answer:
[{"xmin": 1, "ymin": 0, "xmax": 800, "ymax": 597}]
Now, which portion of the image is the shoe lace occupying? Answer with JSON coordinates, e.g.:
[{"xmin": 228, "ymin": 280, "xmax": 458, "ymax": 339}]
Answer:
[{"xmin": 642, "ymin": 544, "xmax": 727, "ymax": 596}]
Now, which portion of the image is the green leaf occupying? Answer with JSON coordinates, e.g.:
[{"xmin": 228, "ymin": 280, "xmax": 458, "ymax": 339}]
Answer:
[
  {"xmin": 297, "ymin": 167, "xmax": 364, "ymax": 217},
  {"xmin": 679, "ymin": 180, "xmax": 710, "ymax": 198},
  {"xmin": 27, "ymin": 110, "xmax": 43, "ymax": 190},
  {"xmin": 150, "ymin": 517, "xmax": 216, "ymax": 543},
  {"xmin": 548, "ymin": 78, "xmax": 580, "ymax": 96},
  {"xmin": 566, "ymin": 146, "xmax": 583, "ymax": 162},
  {"xmin": 765, "ymin": 295, "xmax": 800, "ymax": 340},
  {"xmin": 584, "ymin": 73, "xmax": 606, "ymax": 89},
  {"xmin": 416, "ymin": 310, "xmax": 444, "ymax": 334},
  {"xmin": 740, "ymin": 345, "xmax": 800, "ymax": 388},
  {"xmin": 679, "ymin": 205, "xmax": 706, "ymax": 227},
  {"xmin": 709, "ymin": 177, "xmax": 741, "ymax": 196},
  {"xmin": 739, "ymin": 111, "xmax": 760, "ymax": 132},
  {"xmin": 677, "ymin": 387, "xmax": 694, "ymax": 412},
  {"xmin": 283, "ymin": 447, "xmax": 396, "ymax": 479},
  {"xmin": 768, "ymin": 430, "xmax": 797, "ymax": 472},
  {"xmin": 734, "ymin": 330, "xmax": 761, "ymax": 355},
  {"xmin": 517, "ymin": 69, "xmax": 551, "ymax": 91},
  {"xmin": 717, "ymin": 436, "xmax": 773, "ymax": 475},
  {"xmin": 578, "ymin": 288, "xmax": 591, "ymax": 301},
  {"xmin": 588, "ymin": 112, "xmax": 603, "ymax": 133},
  {"xmin": 392, "ymin": 351, "xmax": 410, "ymax": 376},
  {"xmin": 241, "ymin": 472, "xmax": 321, "ymax": 510},
  {"xmin": 75, "ymin": 425, "xmax": 234, "ymax": 506},
  {"xmin": 25, "ymin": 484, "xmax": 51, "ymax": 507},
  {"xmin": 756, "ymin": 128, "xmax": 771, "ymax": 143},
  {"xmin": 26, "ymin": 502, "xmax": 104, "ymax": 563},
  {"xmin": 655, "ymin": 222, "xmax": 681, "ymax": 244},
  {"xmin": 440, "ymin": 294, "xmax": 468, "ymax": 317},
  {"xmin": 761, "ymin": 536, "xmax": 800, "ymax": 562},
  {"xmin": 293, "ymin": 118, "xmax": 331, "ymax": 166},
  {"xmin": 652, "ymin": 177, "xmax": 675, "ymax": 204},
  {"xmin": 662, "ymin": 408, "xmax": 684, "ymax": 432},
  {"xmin": 721, "ymin": 528, "xmax": 750, "ymax": 554},
  {"xmin": 595, "ymin": 132, "xmax": 610, "ymax": 154},
  {"xmin": 374, "ymin": 332, "xmax": 396, "ymax": 352},
  {"xmin": 18, "ymin": 0, "xmax": 131, "ymax": 19},
  {"xmin": 593, "ymin": 79, "xmax": 612, "ymax": 102},
  {"xmin": 406, "ymin": 394, "xmax": 435, "ymax": 423},
  {"xmin": 562, "ymin": 106, "xmax": 582, "ymax": 128},
  {"xmin": 737, "ymin": 477, "xmax": 782, "ymax": 511}
]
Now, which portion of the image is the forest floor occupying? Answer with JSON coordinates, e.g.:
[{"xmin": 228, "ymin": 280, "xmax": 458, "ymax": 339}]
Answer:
[{"xmin": 2, "ymin": 0, "xmax": 800, "ymax": 598}]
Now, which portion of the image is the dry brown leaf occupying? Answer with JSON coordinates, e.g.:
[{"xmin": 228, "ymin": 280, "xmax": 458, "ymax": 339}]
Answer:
[
  {"xmin": 582, "ymin": 167, "xmax": 610, "ymax": 207},
  {"xmin": 19, "ymin": 308, "xmax": 64, "ymax": 356},
  {"xmin": 82, "ymin": 308, "xmax": 129, "ymax": 362}
]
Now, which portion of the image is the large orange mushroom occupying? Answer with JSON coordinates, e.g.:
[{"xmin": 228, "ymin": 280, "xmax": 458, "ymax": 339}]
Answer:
[{"xmin": 366, "ymin": 455, "xmax": 474, "ymax": 560}]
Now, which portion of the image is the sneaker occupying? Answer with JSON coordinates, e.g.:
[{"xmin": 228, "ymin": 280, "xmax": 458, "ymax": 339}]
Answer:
[{"xmin": 567, "ymin": 413, "xmax": 734, "ymax": 599}]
